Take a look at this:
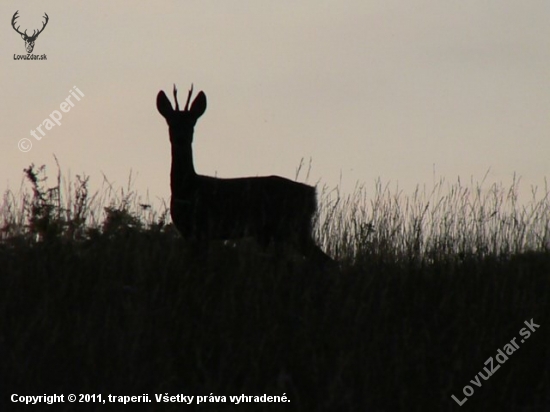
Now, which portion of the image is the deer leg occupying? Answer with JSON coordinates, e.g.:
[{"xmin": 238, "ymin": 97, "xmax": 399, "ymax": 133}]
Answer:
[{"xmin": 298, "ymin": 235, "xmax": 335, "ymax": 267}]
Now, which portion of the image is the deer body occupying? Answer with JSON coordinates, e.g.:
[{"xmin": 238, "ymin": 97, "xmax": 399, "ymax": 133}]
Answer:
[
  {"xmin": 171, "ymin": 174, "xmax": 316, "ymax": 244},
  {"xmin": 157, "ymin": 85, "xmax": 331, "ymax": 261}
]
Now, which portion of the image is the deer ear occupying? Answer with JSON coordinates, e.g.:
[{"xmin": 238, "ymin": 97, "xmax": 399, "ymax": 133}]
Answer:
[
  {"xmin": 156, "ymin": 91, "xmax": 173, "ymax": 119},
  {"xmin": 190, "ymin": 92, "xmax": 207, "ymax": 119}
]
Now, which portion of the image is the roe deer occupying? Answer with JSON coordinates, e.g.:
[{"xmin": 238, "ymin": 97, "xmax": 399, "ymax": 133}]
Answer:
[{"xmin": 156, "ymin": 84, "xmax": 332, "ymax": 263}]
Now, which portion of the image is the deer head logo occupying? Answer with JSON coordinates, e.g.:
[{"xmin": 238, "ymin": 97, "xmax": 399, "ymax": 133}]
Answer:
[{"xmin": 11, "ymin": 11, "xmax": 49, "ymax": 54}]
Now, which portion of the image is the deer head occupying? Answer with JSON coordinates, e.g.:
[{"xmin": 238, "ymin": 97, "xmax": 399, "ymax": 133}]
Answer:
[
  {"xmin": 156, "ymin": 85, "xmax": 207, "ymax": 146},
  {"xmin": 11, "ymin": 11, "xmax": 49, "ymax": 54}
]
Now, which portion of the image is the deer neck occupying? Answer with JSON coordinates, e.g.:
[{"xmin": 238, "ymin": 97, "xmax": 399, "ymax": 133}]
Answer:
[{"xmin": 170, "ymin": 143, "xmax": 196, "ymax": 197}]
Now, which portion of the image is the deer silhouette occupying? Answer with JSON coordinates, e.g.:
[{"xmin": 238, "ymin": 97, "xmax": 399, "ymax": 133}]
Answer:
[
  {"xmin": 11, "ymin": 11, "xmax": 49, "ymax": 54},
  {"xmin": 157, "ymin": 84, "xmax": 332, "ymax": 263}
]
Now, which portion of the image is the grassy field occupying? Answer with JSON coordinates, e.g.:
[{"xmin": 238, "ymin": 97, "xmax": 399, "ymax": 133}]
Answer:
[{"xmin": 1, "ymin": 164, "xmax": 549, "ymax": 411}]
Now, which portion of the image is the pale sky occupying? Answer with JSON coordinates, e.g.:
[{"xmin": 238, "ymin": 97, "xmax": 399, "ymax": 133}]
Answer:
[{"xmin": 2, "ymin": 1, "xmax": 549, "ymax": 208}]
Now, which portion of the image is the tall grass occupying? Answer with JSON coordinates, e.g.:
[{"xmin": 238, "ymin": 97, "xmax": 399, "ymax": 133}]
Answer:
[
  {"xmin": 317, "ymin": 174, "xmax": 550, "ymax": 263},
  {"xmin": 1, "ymin": 162, "xmax": 169, "ymax": 244},
  {"xmin": 2, "ymin": 163, "xmax": 549, "ymax": 260}
]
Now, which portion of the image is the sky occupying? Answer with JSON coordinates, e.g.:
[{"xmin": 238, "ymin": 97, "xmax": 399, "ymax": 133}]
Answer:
[{"xmin": 1, "ymin": 1, "xmax": 549, "ymax": 209}]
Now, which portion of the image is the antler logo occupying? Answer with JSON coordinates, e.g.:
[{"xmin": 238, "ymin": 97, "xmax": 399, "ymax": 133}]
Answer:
[{"xmin": 11, "ymin": 10, "xmax": 49, "ymax": 54}]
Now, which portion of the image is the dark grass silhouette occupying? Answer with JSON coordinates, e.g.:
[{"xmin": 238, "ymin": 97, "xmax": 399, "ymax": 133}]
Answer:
[
  {"xmin": 1, "ymin": 165, "xmax": 549, "ymax": 410},
  {"xmin": 157, "ymin": 85, "xmax": 332, "ymax": 264}
]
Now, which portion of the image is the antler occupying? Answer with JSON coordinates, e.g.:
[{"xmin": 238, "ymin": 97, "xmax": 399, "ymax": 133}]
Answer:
[
  {"xmin": 184, "ymin": 84, "xmax": 194, "ymax": 111},
  {"xmin": 173, "ymin": 84, "xmax": 179, "ymax": 111},
  {"xmin": 11, "ymin": 11, "xmax": 26, "ymax": 36},
  {"xmin": 32, "ymin": 13, "xmax": 49, "ymax": 39},
  {"xmin": 172, "ymin": 84, "xmax": 194, "ymax": 112},
  {"xmin": 11, "ymin": 11, "xmax": 49, "ymax": 39}
]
